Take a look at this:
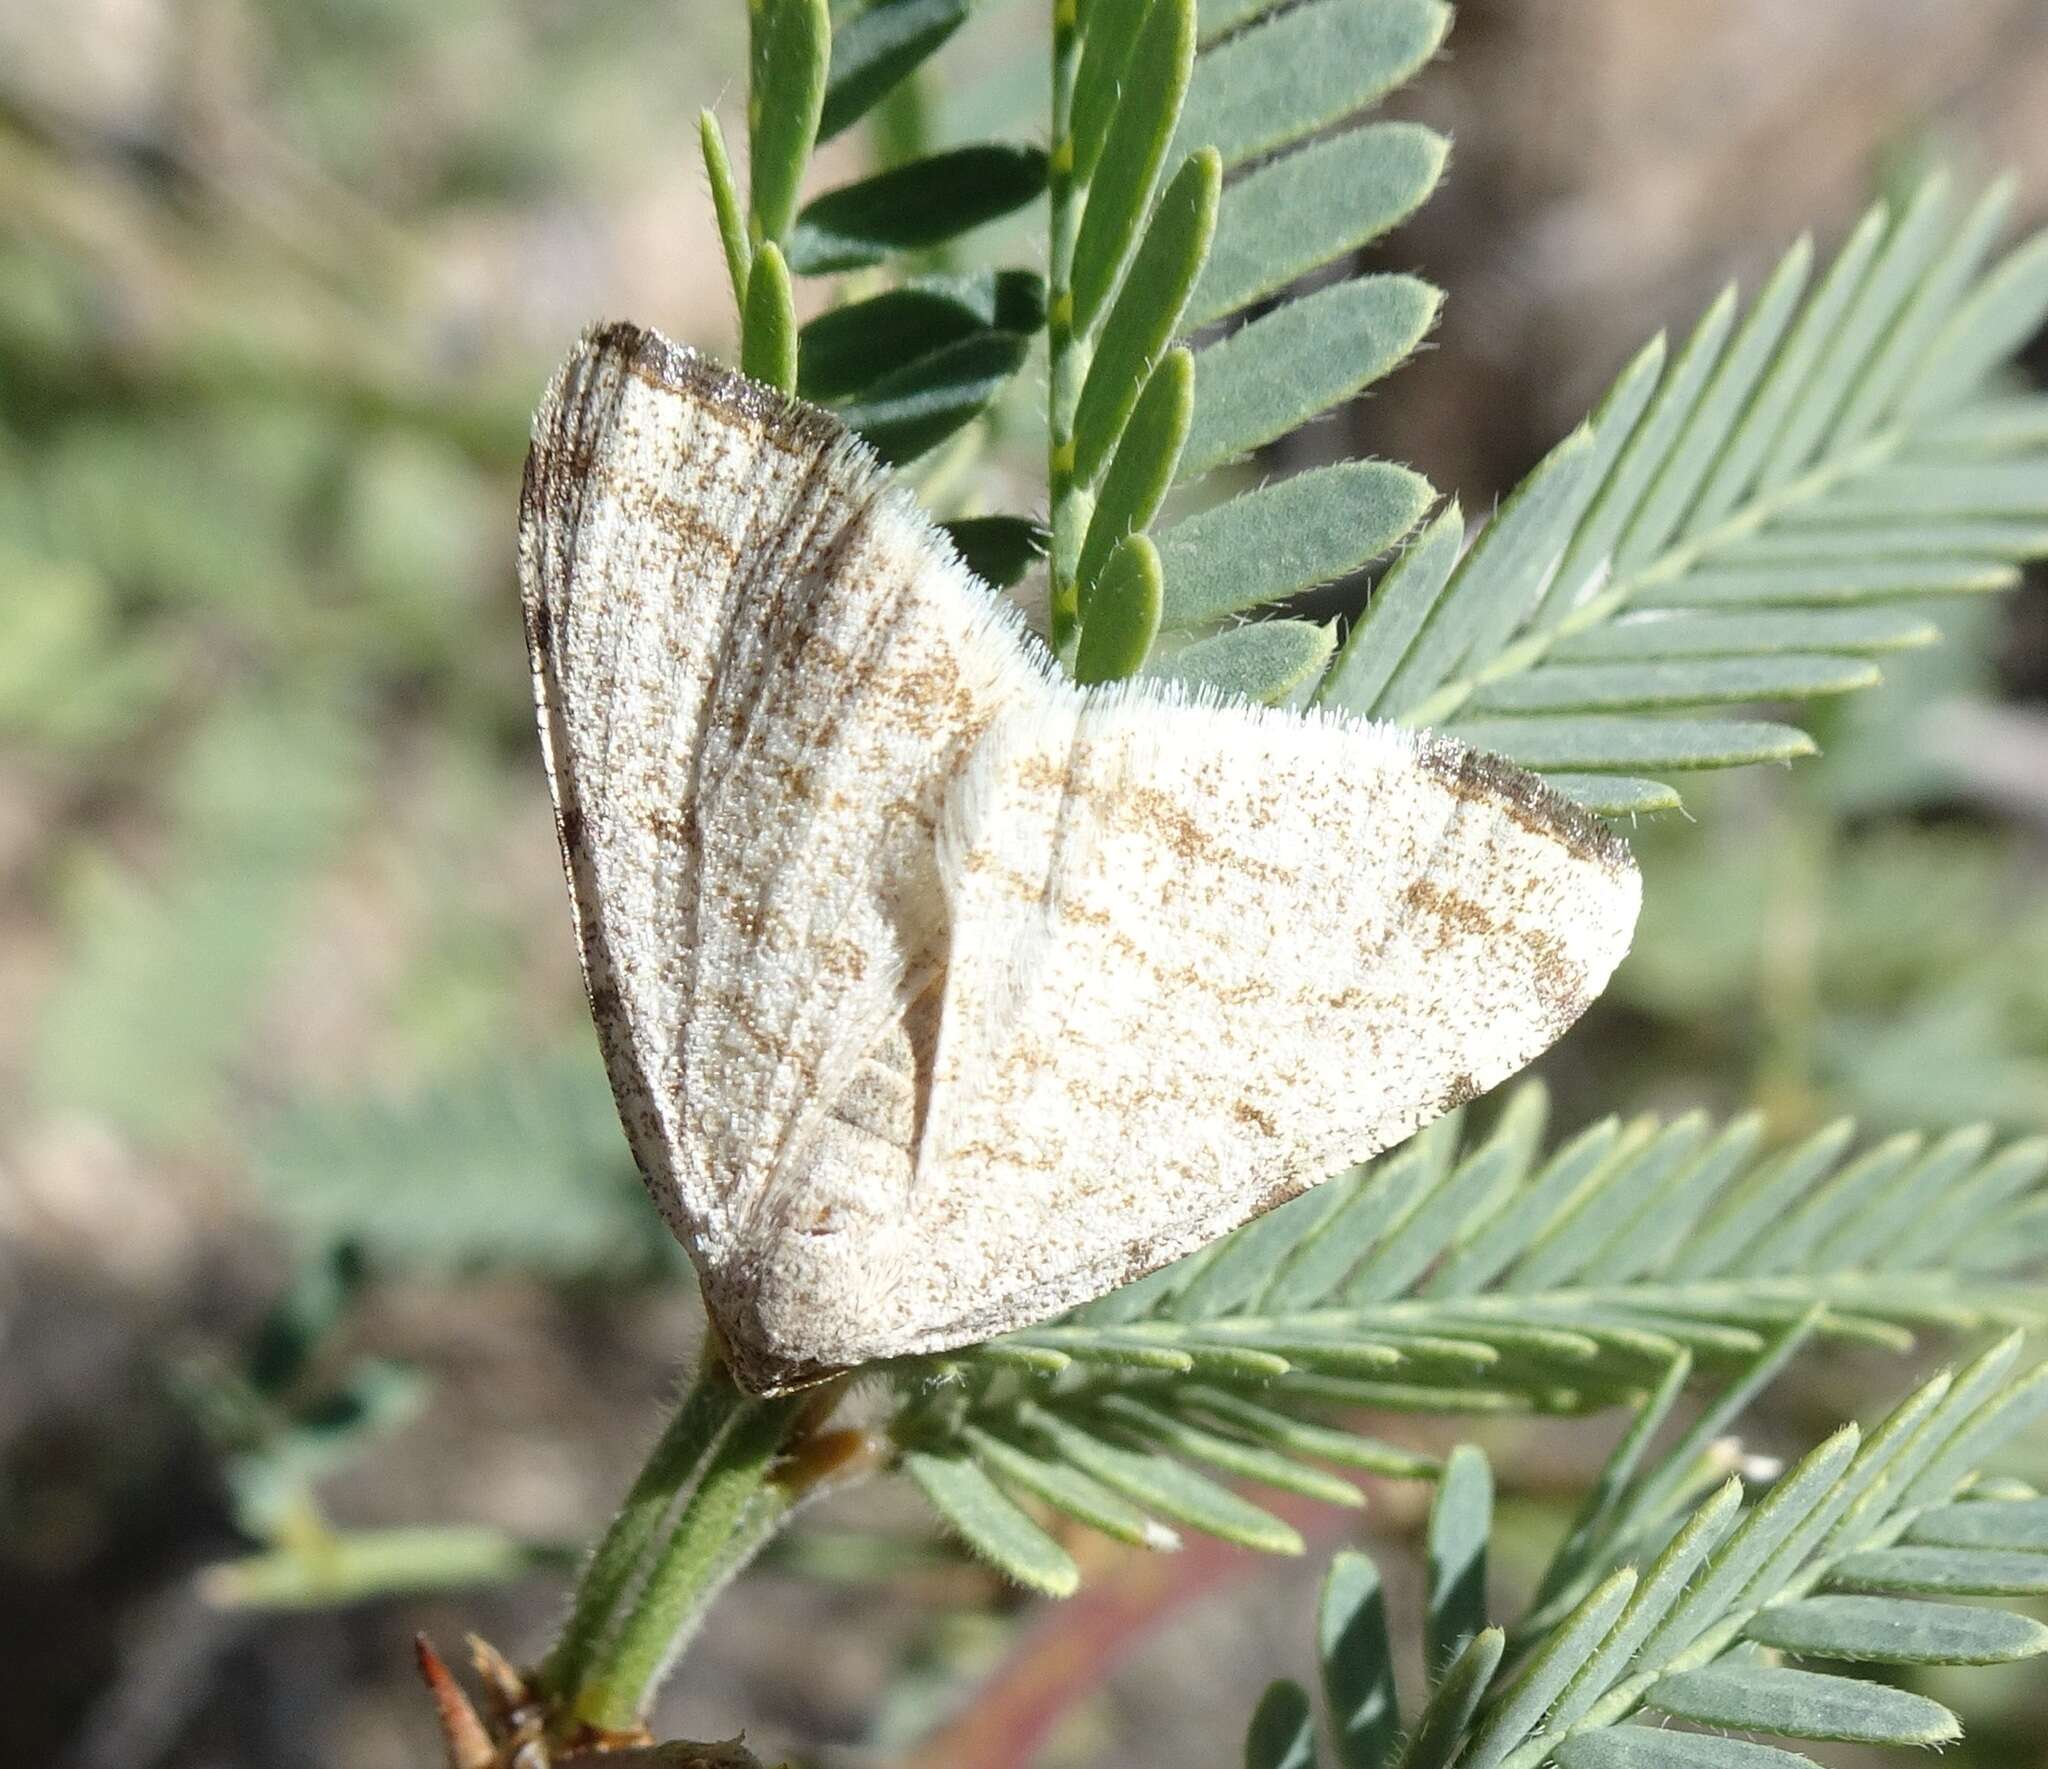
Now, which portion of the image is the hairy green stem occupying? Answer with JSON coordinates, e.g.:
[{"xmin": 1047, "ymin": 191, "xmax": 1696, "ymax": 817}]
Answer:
[
  {"xmin": 1046, "ymin": 0, "xmax": 1088, "ymax": 652},
  {"xmin": 563, "ymin": 1380, "xmax": 808, "ymax": 1733},
  {"xmin": 538, "ymin": 1352, "xmax": 752, "ymax": 1708}
]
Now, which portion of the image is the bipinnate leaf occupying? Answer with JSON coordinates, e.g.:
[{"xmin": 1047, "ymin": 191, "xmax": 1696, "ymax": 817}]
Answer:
[
  {"xmin": 898, "ymin": 1087, "xmax": 2048, "ymax": 1572},
  {"xmin": 1318, "ymin": 172, "xmax": 2048, "ymax": 810}
]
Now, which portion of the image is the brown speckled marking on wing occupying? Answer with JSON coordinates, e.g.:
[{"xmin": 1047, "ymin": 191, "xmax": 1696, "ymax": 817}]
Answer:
[{"xmin": 518, "ymin": 322, "xmax": 1641, "ymax": 1394}]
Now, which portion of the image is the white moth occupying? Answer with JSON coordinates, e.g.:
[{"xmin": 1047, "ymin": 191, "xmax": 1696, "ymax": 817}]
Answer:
[{"xmin": 519, "ymin": 322, "xmax": 1641, "ymax": 1395}]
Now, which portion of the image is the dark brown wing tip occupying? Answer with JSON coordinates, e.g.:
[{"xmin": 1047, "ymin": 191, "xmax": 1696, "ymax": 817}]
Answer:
[
  {"xmin": 571, "ymin": 319, "xmax": 855, "ymax": 462},
  {"xmin": 1415, "ymin": 734, "xmax": 1638, "ymax": 879}
]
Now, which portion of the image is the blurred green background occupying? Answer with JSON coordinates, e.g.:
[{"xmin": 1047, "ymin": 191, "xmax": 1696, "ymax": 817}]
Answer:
[{"xmin": 2, "ymin": 2, "xmax": 2046, "ymax": 1765}]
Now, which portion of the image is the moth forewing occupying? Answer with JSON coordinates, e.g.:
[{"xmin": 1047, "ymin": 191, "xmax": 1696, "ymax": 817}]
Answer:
[{"xmin": 518, "ymin": 322, "xmax": 1641, "ymax": 1395}]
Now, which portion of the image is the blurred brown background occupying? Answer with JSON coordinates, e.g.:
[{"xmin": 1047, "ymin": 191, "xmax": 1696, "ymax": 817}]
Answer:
[{"xmin": 3, "ymin": 2, "xmax": 2046, "ymax": 1765}]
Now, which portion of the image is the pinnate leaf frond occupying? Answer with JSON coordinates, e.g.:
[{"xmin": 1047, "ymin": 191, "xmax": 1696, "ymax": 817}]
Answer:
[
  {"xmin": 1314, "ymin": 172, "xmax": 2048, "ymax": 812},
  {"xmin": 889, "ymin": 1083, "xmax": 2048, "ymax": 1580},
  {"xmin": 1245, "ymin": 1348, "xmax": 2048, "ymax": 1767},
  {"xmin": 1057, "ymin": 0, "xmax": 1451, "ymax": 699}
]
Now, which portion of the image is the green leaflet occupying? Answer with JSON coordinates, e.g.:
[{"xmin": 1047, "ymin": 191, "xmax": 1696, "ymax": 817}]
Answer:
[
  {"xmin": 1644, "ymin": 1665, "xmax": 1958, "ymax": 1746},
  {"xmin": 1745, "ymin": 1593, "xmax": 2048, "ymax": 1663},
  {"xmin": 748, "ymin": 0, "xmax": 831, "ymax": 245},
  {"xmin": 699, "ymin": 110, "xmax": 750, "ymax": 311},
  {"xmin": 1321, "ymin": 1553, "xmax": 1400, "ymax": 1769},
  {"xmin": 1536, "ymin": 772, "xmax": 1681, "ymax": 817},
  {"xmin": 1548, "ymin": 607, "xmax": 1936, "ymax": 658},
  {"xmin": 943, "ymin": 515, "xmax": 1047, "ymax": 588},
  {"xmin": 1246, "ymin": 1683, "xmax": 1319, "ymax": 1769},
  {"xmin": 1909, "ymin": 1497, "xmax": 2048, "ymax": 1550},
  {"xmin": 1179, "ymin": 275, "xmax": 1440, "ymax": 480},
  {"xmin": 797, "ymin": 271, "xmax": 1044, "ymax": 402},
  {"xmin": 1439, "ymin": 715, "xmax": 1815, "ymax": 773},
  {"xmin": 1154, "ymin": 619, "xmax": 1334, "ymax": 703},
  {"xmin": 1078, "ymin": 348, "xmax": 1193, "ymax": 603},
  {"xmin": 1830, "ymin": 1545, "xmax": 2048, "ymax": 1595},
  {"xmin": 786, "ymin": 143, "xmax": 1049, "ymax": 273},
  {"xmin": 1157, "ymin": 462, "xmax": 1432, "ymax": 627},
  {"xmin": 1404, "ymin": 1630, "xmax": 1504, "ymax": 1769},
  {"xmin": 832, "ymin": 328, "xmax": 1031, "ymax": 462},
  {"xmin": 1070, "ymin": 149, "xmax": 1219, "ymax": 488},
  {"xmin": 902, "ymin": 1449, "xmax": 1078, "ymax": 1596},
  {"xmin": 1069, "ymin": 0, "xmax": 1149, "ymax": 184},
  {"xmin": 739, "ymin": 242, "xmax": 798, "ymax": 392},
  {"xmin": 818, "ymin": 0, "xmax": 970, "ymax": 141},
  {"xmin": 1073, "ymin": 533, "xmax": 1164, "ymax": 685},
  {"xmin": 1318, "ymin": 501, "xmax": 1465, "ymax": 716},
  {"xmin": 1190, "ymin": 121, "xmax": 1447, "ymax": 328},
  {"xmin": 1554, "ymin": 1734, "xmax": 1812, "ymax": 1769},
  {"xmin": 1636, "ymin": 557, "xmax": 2016, "ymax": 606},
  {"xmin": 1069, "ymin": 0, "xmax": 1196, "ymax": 337},
  {"xmin": 1426, "ymin": 1446, "xmax": 1493, "ymax": 1674},
  {"xmin": 1718, "ymin": 513, "xmax": 2048, "ymax": 558},
  {"xmin": 1468, "ymin": 654, "xmax": 1878, "ymax": 714},
  {"xmin": 1175, "ymin": 0, "xmax": 1449, "ymax": 172}
]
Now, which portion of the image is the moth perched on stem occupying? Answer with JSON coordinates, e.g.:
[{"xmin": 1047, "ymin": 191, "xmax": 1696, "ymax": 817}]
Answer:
[{"xmin": 517, "ymin": 323, "xmax": 1639, "ymax": 1395}]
